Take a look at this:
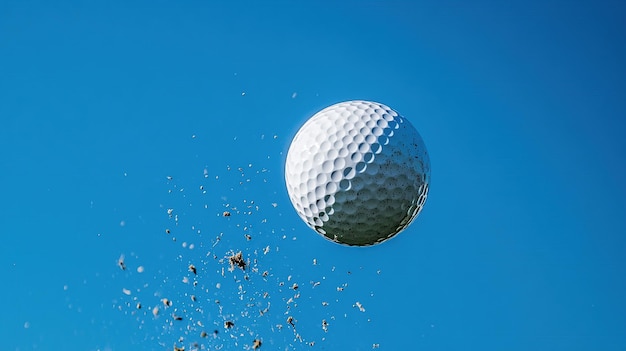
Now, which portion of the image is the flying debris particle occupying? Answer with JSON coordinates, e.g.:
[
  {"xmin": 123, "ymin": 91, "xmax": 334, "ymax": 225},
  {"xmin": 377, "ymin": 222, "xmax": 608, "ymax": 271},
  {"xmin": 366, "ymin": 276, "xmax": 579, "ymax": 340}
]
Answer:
[
  {"xmin": 259, "ymin": 302, "xmax": 271, "ymax": 316},
  {"xmin": 162, "ymin": 298, "xmax": 172, "ymax": 307},
  {"xmin": 173, "ymin": 346, "xmax": 184, "ymax": 351},
  {"xmin": 287, "ymin": 316, "xmax": 295, "ymax": 328},
  {"xmin": 188, "ymin": 264, "xmax": 197, "ymax": 275},
  {"xmin": 263, "ymin": 245, "xmax": 270, "ymax": 255},
  {"xmin": 372, "ymin": 344, "xmax": 380, "ymax": 349},
  {"xmin": 117, "ymin": 255, "xmax": 126, "ymax": 270},
  {"xmin": 245, "ymin": 234, "xmax": 252, "ymax": 241},
  {"xmin": 312, "ymin": 258, "xmax": 317, "ymax": 265},
  {"xmin": 355, "ymin": 301, "xmax": 366, "ymax": 312},
  {"xmin": 136, "ymin": 302, "xmax": 141, "ymax": 309},
  {"xmin": 228, "ymin": 251, "xmax": 246, "ymax": 271},
  {"xmin": 321, "ymin": 301, "xmax": 329, "ymax": 306},
  {"xmin": 200, "ymin": 331, "xmax": 207, "ymax": 338},
  {"xmin": 122, "ymin": 288, "xmax": 131, "ymax": 296},
  {"xmin": 166, "ymin": 176, "xmax": 173, "ymax": 180},
  {"xmin": 190, "ymin": 295, "xmax": 196, "ymax": 302},
  {"xmin": 291, "ymin": 283, "xmax": 298, "ymax": 290},
  {"xmin": 167, "ymin": 209, "xmax": 174, "ymax": 217},
  {"xmin": 224, "ymin": 320, "xmax": 235, "ymax": 329},
  {"xmin": 223, "ymin": 211, "xmax": 231, "ymax": 217},
  {"xmin": 322, "ymin": 319, "xmax": 329, "ymax": 332},
  {"xmin": 136, "ymin": 266, "xmax": 144, "ymax": 273},
  {"xmin": 252, "ymin": 339, "xmax": 262, "ymax": 349},
  {"xmin": 152, "ymin": 306, "xmax": 159, "ymax": 317},
  {"xmin": 291, "ymin": 92, "xmax": 297, "ymax": 98},
  {"xmin": 173, "ymin": 313, "xmax": 183, "ymax": 321},
  {"xmin": 166, "ymin": 229, "xmax": 171, "ymax": 234}
]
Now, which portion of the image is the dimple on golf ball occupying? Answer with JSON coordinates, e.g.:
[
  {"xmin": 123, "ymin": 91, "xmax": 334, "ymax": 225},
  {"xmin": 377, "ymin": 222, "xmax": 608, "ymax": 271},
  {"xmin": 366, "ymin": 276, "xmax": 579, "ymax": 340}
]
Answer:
[{"xmin": 285, "ymin": 100, "xmax": 430, "ymax": 246}]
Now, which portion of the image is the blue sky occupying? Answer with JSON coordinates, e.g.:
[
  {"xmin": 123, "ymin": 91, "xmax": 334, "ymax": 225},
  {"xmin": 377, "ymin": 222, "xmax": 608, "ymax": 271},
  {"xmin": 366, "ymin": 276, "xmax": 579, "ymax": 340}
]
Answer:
[{"xmin": 1, "ymin": 0, "xmax": 625, "ymax": 350}]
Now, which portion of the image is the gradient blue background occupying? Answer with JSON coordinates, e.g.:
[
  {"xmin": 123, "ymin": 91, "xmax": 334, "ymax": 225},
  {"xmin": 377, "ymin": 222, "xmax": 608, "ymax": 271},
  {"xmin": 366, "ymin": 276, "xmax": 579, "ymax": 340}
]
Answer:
[{"xmin": 1, "ymin": 1, "xmax": 625, "ymax": 350}]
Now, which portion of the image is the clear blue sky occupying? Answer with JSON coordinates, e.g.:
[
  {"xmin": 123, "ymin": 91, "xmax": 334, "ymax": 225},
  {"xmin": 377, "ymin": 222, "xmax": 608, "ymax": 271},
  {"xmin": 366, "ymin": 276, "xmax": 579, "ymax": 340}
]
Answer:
[{"xmin": 1, "ymin": 0, "xmax": 625, "ymax": 350}]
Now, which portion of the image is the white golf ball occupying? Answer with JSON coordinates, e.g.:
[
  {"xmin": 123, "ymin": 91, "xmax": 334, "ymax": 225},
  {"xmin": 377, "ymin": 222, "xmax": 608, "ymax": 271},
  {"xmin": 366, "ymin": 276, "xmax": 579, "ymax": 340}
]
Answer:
[{"xmin": 285, "ymin": 100, "xmax": 430, "ymax": 246}]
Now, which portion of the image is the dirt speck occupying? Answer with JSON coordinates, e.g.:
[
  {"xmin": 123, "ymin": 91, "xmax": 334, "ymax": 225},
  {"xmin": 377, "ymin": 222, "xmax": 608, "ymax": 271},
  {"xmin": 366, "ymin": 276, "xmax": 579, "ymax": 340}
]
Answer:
[{"xmin": 228, "ymin": 251, "xmax": 246, "ymax": 271}]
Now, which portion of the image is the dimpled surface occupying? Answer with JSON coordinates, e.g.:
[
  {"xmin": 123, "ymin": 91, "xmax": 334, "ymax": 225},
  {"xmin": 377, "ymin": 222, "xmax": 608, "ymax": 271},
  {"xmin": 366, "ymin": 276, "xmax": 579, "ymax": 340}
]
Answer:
[{"xmin": 285, "ymin": 100, "xmax": 430, "ymax": 246}]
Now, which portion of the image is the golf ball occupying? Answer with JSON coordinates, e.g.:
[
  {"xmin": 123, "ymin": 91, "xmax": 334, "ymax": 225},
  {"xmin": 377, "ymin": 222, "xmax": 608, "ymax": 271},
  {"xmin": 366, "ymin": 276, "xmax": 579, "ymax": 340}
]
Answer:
[{"xmin": 285, "ymin": 100, "xmax": 430, "ymax": 246}]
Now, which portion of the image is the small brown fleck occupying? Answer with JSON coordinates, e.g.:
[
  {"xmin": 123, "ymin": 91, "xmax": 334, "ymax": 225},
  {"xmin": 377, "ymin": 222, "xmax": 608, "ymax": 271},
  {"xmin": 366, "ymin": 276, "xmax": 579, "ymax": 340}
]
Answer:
[
  {"xmin": 162, "ymin": 298, "xmax": 172, "ymax": 307},
  {"xmin": 252, "ymin": 339, "xmax": 262, "ymax": 349},
  {"xmin": 188, "ymin": 264, "xmax": 197, "ymax": 275},
  {"xmin": 287, "ymin": 316, "xmax": 295, "ymax": 327},
  {"xmin": 224, "ymin": 320, "xmax": 235, "ymax": 328},
  {"xmin": 200, "ymin": 331, "xmax": 207, "ymax": 338},
  {"xmin": 228, "ymin": 251, "xmax": 246, "ymax": 271},
  {"xmin": 223, "ymin": 211, "xmax": 231, "ymax": 217}
]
